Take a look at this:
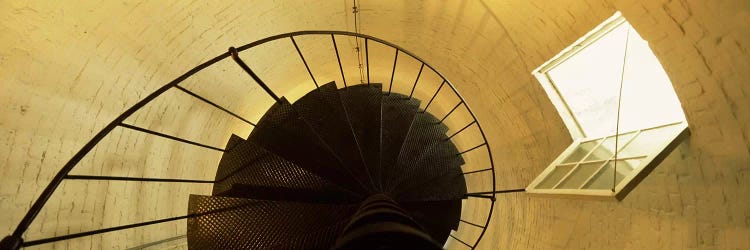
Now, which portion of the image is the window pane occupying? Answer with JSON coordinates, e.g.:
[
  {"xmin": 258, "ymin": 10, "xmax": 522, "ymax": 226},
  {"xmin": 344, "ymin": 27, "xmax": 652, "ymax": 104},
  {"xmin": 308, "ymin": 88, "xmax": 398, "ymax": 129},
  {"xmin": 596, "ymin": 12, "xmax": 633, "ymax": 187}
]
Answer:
[
  {"xmin": 616, "ymin": 28, "xmax": 686, "ymax": 132},
  {"xmin": 617, "ymin": 123, "xmax": 682, "ymax": 159},
  {"xmin": 557, "ymin": 161, "xmax": 607, "ymax": 189},
  {"xmin": 546, "ymin": 20, "xmax": 685, "ymax": 139},
  {"xmin": 585, "ymin": 131, "xmax": 638, "ymax": 161},
  {"xmin": 536, "ymin": 165, "xmax": 575, "ymax": 189},
  {"xmin": 583, "ymin": 160, "xmax": 640, "ymax": 189},
  {"xmin": 561, "ymin": 139, "xmax": 601, "ymax": 163},
  {"xmin": 547, "ymin": 23, "xmax": 629, "ymax": 138}
]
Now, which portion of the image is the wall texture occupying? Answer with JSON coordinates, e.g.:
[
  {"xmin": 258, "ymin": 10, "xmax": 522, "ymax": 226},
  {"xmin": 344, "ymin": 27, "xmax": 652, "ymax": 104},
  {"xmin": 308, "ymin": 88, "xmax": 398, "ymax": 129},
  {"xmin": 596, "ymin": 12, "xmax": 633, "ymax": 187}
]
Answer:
[{"xmin": 0, "ymin": 0, "xmax": 748, "ymax": 249}]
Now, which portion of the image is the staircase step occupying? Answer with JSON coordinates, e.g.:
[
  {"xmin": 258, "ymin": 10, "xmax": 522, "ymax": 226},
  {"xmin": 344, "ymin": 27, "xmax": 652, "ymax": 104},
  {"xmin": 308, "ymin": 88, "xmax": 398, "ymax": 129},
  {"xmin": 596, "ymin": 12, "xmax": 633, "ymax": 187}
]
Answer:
[
  {"xmin": 401, "ymin": 200, "xmax": 462, "ymax": 243},
  {"xmin": 187, "ymin": 194, "xmax": 357, "ymax": 249},
  {"xmin": 386, "ymin": 112, "xmax": 449, "ymax": 191},
  {"xmin": 217, "ymin": 183, "xmax": 358, "ymax": 204},
  {"xmin": 213, "ymin": 134, "xmax": 249, "ymax": 181},
  {"xmin": 395, "ymin": 171, "xmax": 467, "ymax": 201},
  {"xmin": 293, "ymin": 82, "xmax": 374, "ymax": 193},
  {"xmin": 212, "ymin": 139, "xmax": 360, "ymax": 200},
  {"xmin": 339, "ymin": 84, "xmax": 384, "ymax": 192},
  {"xmin": 391, "ymin": 140, "xmax": 466, "ymax": 199},
  {"xmin": 380, "ymin": 94, "xmax": 420, "ymax": 191},
  {"xmin": 248, "ymin": 98, "xmax": 368, "ymax": 194}
]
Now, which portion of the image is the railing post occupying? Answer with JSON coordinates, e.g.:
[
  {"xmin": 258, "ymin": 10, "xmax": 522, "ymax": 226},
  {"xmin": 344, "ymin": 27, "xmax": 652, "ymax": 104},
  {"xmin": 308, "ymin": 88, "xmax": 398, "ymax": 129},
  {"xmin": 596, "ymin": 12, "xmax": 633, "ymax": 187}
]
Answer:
[
  {"xmin": 174, "ymin": 85, "xmax": 256, "ymax": 127},
  {"xmin": 445, "ymin": 121, "xmax": 476, "ymax": 141},
  {"xmin": 408, "ymin": 63, "xmax": 424, "ymax": 99},
  {"xmin": 388, "ymin": 49, "xmax": 398, "ymax": 95},
  {"xmin": 365, "ymin": 38, "xmax": 370, "ymax": 85},
  {"xmin": 421, "ymin": 80, "xmax": 445, "ymax": 113},
  {"xmin": 437, "ymin": 101, "xmax": 463, "ymax": 123},
  {"xmin": 229, "ymin": 47, "xmax": 280, "ymax": 102},
  {"xmin": 290, "ymin": 36, "xmax": 319, "ymax": 89},
  {"xmin": 332, "ymin": 34, "xmax": 347, "ymax": 88}
]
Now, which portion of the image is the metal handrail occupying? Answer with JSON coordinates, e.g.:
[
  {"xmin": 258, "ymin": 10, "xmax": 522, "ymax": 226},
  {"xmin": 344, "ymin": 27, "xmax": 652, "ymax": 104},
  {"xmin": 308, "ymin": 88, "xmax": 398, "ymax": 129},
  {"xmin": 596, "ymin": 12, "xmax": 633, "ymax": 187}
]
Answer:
[{"xmin": 3, "ymin": 31, "xmax": 501, "ymax": 249}]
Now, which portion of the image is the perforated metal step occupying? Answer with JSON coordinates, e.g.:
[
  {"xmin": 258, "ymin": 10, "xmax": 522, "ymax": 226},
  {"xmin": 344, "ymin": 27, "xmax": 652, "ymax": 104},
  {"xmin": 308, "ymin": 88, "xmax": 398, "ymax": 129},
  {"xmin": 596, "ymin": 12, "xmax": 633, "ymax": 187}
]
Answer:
[
  {"xmin": 217, "ymin": 183, "xmax": 358, "ymax": 204},
  {"xmin": 391, "ymin": 140, "xmax": 466, "ymax": 199},
  {"xmin": 339, "ymin": 84, "xmax": 384, "ymax": 192},
  {"xmin": 395, "ymin": 171, "xmax": 467, "ymax": 202},
  {"xmin": 386, "ymin": 112, "xmax": 449, "ymax": 191},
  {"xmin": 293, "ymin": 82, "xmax": 374, "ymax": 193},
  {"xmin": 248, "ymin": 98, "xmax": 369, "ymax": 194},
  {"xmin": 213, "ymin": 138, "xmax": 360, "ymax": 200},
  {"xmin": 380, "ymin": 94, "xmax": 420, "ymax": 191},
  {"xmin": 187, "ymin": 195, "xmax": 357, "ymax": 249}
]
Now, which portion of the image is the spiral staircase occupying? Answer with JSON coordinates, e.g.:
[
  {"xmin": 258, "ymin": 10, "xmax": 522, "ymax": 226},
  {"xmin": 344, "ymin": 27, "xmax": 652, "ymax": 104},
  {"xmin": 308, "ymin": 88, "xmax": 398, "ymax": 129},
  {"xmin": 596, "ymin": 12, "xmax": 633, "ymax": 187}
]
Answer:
[{"xmin": 1, "ymin": 31, "xmax": 501, "ymax": 250}]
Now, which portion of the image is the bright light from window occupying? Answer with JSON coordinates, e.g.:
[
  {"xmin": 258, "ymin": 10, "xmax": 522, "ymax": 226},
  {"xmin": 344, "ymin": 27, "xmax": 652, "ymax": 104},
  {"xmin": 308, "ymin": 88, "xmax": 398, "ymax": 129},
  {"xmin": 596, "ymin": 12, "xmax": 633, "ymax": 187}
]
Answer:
[
  {"xmin": 527, "ymin": 13, "xmax": 690, "ymax": 200},
  {"xmin": 545, "ymin": 19, "xmax": 685, "ymax": 138}
]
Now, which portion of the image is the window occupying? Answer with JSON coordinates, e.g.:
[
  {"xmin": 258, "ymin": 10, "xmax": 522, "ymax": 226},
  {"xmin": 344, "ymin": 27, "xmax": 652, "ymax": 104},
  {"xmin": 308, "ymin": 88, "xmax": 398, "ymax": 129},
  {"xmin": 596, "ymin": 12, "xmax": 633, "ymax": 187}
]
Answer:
[{"xmin": 527, "ymin": 12, "xmax": 689, "ymax": 200}]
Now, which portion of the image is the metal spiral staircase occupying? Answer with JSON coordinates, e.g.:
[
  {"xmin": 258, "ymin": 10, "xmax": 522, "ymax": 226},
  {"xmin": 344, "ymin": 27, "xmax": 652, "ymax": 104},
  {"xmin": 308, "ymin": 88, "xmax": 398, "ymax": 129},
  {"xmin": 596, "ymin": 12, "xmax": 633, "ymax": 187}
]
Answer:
[{"xmin": 1, "ymin": 31, "xmax": 503, "ymax": 249}]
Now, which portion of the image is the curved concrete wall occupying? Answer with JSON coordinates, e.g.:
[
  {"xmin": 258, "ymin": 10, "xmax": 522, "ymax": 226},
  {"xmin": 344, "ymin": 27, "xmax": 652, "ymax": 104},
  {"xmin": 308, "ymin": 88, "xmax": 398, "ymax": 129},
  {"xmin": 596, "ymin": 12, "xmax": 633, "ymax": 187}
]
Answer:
[{"xmin": 1, "ymin": 0, "xmax": 748, "ymax": 249}]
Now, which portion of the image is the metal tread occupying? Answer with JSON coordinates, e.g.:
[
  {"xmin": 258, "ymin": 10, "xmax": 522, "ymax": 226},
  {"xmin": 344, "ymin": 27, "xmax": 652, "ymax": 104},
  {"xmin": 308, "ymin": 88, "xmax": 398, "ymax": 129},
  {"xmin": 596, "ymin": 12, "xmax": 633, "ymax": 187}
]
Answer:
[
  {"xmin": 248, "ymin": 98, "xmax": 369, "ymax": 194},
  {"xmin": 386, "ymin": 112, "xmax": 449, "ymax": 191},
  {"xmin": 212, "ymin": 138, "xmax": 361, "ymax": 200},
  {"xmin": 380, "ymin": 93, "xmax": 420, "ymax": 191},
  {"xmin": 187, "ymin": 194, "xmax": 357, "ymax": 249},
  {"xmin": 292, "ymin": 81, "xmax": 374, "ymax": 193},
  {"xmin": 391, "ymin": 139, "xmax": 466, "ymax": 198},
  {"xmin": 339, "ymin": 84, "xmax": 384, "ymax": 192}
]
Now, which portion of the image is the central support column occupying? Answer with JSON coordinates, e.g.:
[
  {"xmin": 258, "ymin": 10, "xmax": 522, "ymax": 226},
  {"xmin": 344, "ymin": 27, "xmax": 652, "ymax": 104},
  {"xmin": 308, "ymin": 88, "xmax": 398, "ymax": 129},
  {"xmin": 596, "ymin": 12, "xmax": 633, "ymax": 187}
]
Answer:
[{"xmin": 333, "ymin": 194, "xmax": 442, "ymax": 249}]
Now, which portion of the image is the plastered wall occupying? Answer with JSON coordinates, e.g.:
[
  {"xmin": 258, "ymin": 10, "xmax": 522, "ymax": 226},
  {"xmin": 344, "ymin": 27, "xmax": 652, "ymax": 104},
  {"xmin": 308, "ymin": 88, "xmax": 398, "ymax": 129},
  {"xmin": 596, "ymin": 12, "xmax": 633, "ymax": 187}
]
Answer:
[{"xmin": 1, "ymin": 0, "xmax": 748, "ymax": 249}]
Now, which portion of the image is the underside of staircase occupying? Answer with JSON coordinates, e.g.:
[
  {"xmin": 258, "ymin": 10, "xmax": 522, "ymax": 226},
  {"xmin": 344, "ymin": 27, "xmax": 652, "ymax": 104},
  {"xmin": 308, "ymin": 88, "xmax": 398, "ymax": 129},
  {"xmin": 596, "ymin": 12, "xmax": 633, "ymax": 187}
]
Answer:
[{"xmin": 187, "ymin": 82, "xmax": 467, "ymax": 249}]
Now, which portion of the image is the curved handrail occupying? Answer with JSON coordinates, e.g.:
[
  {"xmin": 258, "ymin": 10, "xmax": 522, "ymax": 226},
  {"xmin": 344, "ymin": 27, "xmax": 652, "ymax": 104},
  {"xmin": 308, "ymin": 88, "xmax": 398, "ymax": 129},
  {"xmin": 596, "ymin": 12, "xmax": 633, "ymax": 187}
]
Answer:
[{"xmin": 5, "ymin": 31, "xmax": 498, "ymax": 249}]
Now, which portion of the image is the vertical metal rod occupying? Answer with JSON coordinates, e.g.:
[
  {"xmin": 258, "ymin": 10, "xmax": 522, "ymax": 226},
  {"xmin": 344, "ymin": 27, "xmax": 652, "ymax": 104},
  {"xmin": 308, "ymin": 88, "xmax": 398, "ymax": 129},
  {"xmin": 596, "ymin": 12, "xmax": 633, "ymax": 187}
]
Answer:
[
  {"xmin": 421, "ymin": 80, "xmax": 445, "ymax": 113},
  {"xmin": 457, "ymin": 142, "xmax": 486, "ymax": 155},
  {"xmin": 387, "ymin": 49, "xmax": 398, "ymax": 95},
  {"xmin": 449, "ymin": 234, "xmax": 472, "ymax": 248},
  {"xmin": 437, "ymin": 101, "xmax": 463, "ymax": 123},
  {"xmin": 465, "ymin": 189, "xmax": 525, "ymax": 195},
  {"xmin": 118, "ymin": 123, "xmax": 224, "ymax": 152},
  {"xmin": 464, "ymin": 194, "xmax": 496, "ymax": 200},
  {"xmin": 290, "ymin": 36, "xmax": 318, "ymax": 89},
  {"xmin": 174, "ymin": 85, "xmax": 256, "ymax": 126},
  {"xmin": 408, "ymin": 63, "xmax": 424, "ymax": 99},
  {"xmin": 229, "ymin": 47, "xmax": 280, "ymax": 102},
  {"xmin": 64, "ymin": 175, "xmax": 215, "ymax": 183},
  {"xmin": 332, "ymin": 34, "xmax": 347, "ymax": 88},
  {"xmin": 462, "ymin": 167, "xmax": 492, "ymax": 175},
  {"xmin": 365, "ymin": 38, "xmax": 370, "ymax": 85},
  {"xmin": 460, "ymin": 219, "xmax": 486, "ymax": 228},
  {"xmin": 445, "ymin": 121, "xmax": 476, "ymax": 141}
]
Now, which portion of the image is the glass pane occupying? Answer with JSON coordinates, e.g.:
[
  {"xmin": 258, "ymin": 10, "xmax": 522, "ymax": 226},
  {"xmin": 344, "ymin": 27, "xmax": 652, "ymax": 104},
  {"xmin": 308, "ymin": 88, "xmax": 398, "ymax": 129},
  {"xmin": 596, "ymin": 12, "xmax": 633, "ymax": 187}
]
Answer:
[
  {"xmin": 616, "ymin": 27, "xmax": 686, "ymax": 133},
  {"xmin": 583, "ymin": 160, "xmax": 640, "ymax": 189},
  {"xmin": 561, "ymin": 139, "xmax": 601, "ymax": 163},
  {"xmin": 618, "ymin": 124, "xmax": 682, "ymax": 158},
  {"xmin": 536, "ymin": 165, "xmax": 575, "ymax": 189},
  {"xmin": 557, "ymin": 161, "xmax": 607, "ymax": 189},
  {"xmin": 547, "ymin": 23, "xmax": 629, "ymax": 138},
  {"xmin": 546, "ymin": 20, "xmax": 686, "ymax": 139},
  {"xmin": 585, "ymin": 131, "xmax": 637, "ymax": 161}
]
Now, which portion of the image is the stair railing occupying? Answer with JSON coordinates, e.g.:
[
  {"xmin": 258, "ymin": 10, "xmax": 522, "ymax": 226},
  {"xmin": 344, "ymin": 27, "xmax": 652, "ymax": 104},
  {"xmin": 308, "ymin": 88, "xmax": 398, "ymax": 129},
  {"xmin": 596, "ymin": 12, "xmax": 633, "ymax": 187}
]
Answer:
[{"xmin": 2, "ymin": 31, "xmax": 507, "ymax": 250}]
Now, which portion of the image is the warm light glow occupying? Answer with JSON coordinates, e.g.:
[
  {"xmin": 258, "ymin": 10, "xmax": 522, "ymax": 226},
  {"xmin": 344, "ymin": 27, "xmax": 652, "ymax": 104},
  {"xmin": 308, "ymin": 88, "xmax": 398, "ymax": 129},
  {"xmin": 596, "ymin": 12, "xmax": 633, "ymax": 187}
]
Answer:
[{"xmin": 547, "ymin": 20, "xmax": 686, "ymax": 138}]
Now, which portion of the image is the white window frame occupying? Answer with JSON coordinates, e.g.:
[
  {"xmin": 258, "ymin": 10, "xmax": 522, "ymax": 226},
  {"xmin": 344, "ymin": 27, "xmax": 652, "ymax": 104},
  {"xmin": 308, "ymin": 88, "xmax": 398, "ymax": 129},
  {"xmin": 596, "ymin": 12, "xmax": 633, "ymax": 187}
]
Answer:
[
  {"xmin": 526, "ymin": 122, "xmax": 689, "ymax": 200},
  {"xmin": 533, "ymin": 13, "xmax": 628, "ymax": 139},
  {"xmin": 527, "ymin": 12, "xmax": 689, "ymax": 200}
]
